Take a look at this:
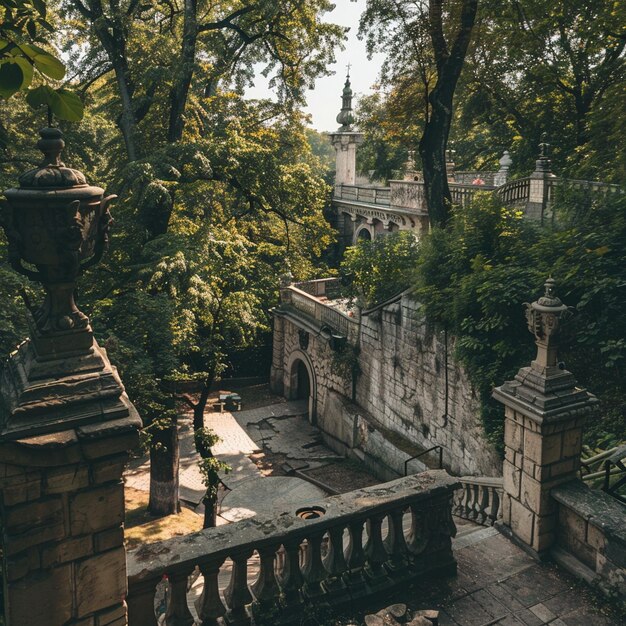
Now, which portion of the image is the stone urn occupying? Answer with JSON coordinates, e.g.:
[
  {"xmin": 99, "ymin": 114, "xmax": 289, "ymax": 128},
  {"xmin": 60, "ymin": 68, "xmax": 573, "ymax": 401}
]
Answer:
[{"xmin": 2, "ymin": 127, "xmax": 115, "ymax": 342}]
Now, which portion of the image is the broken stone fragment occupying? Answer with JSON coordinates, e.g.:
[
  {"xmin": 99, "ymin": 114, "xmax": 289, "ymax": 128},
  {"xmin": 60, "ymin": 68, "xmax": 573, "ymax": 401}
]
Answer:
[{"xmin": 364, "ymin": 604, "xmax": 439, "ymax": 626}]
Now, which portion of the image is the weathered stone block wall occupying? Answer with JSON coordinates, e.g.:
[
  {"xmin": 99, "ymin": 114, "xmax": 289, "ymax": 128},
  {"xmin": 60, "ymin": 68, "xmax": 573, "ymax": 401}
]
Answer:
[
  {"xmin": 356, "ymin": 295, "xmax": 501, "ymax": 476},
  {"xmin": 552, "ymin": 481, "xmax": 626, "ymax": 599},
  {"xmin": 274, "ymin": 312, "xmax": 352, "ymax": 428},
  {"xmin": 0, "ymin": 424, "xmax": 137, "ymax": 626}
]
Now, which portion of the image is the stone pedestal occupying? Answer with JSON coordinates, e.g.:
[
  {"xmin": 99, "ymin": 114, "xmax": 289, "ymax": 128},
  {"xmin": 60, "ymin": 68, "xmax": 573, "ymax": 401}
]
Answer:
[
  {"xmin": 493, "ymin": 279, "xmax": 598, "ymax": 557},
  {"xmin": 1, "ymin": 337, "xmax": 141, "ymax": 626},
  {"xmin": 0, "ymin": 127, "xmax": 141, "ymax": 626}
]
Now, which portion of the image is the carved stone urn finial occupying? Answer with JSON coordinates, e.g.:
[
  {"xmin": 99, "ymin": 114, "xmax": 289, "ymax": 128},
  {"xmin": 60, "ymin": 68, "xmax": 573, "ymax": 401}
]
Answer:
[
  {"xmin": 2, "ymin": 127, "xmax": 116, "ymax": 354},
  {"xmin": 524, "ymin": 277, "xmax": 568, "ymax": 369}
]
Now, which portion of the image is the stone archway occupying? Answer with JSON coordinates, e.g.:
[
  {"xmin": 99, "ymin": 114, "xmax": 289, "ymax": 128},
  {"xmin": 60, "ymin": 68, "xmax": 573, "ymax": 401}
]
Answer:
[
  {"xmin": 286, "ymin": 349, "xmax": 317, "ymax": 425},
  {"xmin": 354, "ymin": 224, "xmax": 374, "ymax": 244}
]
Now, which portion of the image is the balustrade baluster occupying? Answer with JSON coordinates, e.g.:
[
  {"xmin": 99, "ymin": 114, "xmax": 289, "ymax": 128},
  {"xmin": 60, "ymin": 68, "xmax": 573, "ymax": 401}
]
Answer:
[
  {"xmin": 343, "ymin": 519, "xmax": 367, "ymax": 595},
  {"xmin": 224, "ymin": 551, "xmax": 253, "ymax": 625},
  {"xmin": 196, "ymin": 558, "xmax": 227, "ymax": 626},
  {"xmin": 322, "ymin": 525, "xmax": 347, "ymax": 593},
  {"xmin": 476, "ymin": 485, "xmax": 488, "ymax": 525},
  {"xmin": 127, "ymin": 577, "xmax": 160, "ymax": 626},
  {"xmin": 302, "ymin": 532, "xmax": 328, "ymax": 598},
  {"xmin": 384, "ymin": 508, "xmax": 409, "ymax": 574},
  {"xmin": 250, "ymin": 545, "xmax": 281, "ymax": 609},
  {"xmin": 469, "ymin": 484, "xmax": 479, "ymax": 520},
  {"xmin": 364, "ymin": 514, "xmax": 389, "ymax": 577},
  {"xmin": 407, "ymin": 504, "xmax": 428, "ymax": 557},
  {"xmin": 164, "ymin": 570, "xmax": 195, "ymax": 626},
  {"xmin": 364, "ymin": 514, "xmax": 392, "ymax": 591},
  {"xmin": 279, "ymin": 539, "xmax": 305, "ymax": 606}
]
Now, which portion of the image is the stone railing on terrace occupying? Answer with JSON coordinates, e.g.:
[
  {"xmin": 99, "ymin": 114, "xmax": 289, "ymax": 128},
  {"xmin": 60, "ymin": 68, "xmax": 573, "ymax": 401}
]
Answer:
[
  {"xmin": 335, "ymin": 175, "xmax": 622, "ymax": 222},
  {"xmin": 334, "ymin": 183, "xmax": 391, "ymax": 206},
  {"xmin": 282, "ymin": 279, "xmax": 359, "ymax": 343},
  {"xmin": 452, "ymin": 476, "xmax": 503, "ymax": 527},
  {"xmin": 126, "ymin": 471, "xmax": 459, "ymax": 626}
]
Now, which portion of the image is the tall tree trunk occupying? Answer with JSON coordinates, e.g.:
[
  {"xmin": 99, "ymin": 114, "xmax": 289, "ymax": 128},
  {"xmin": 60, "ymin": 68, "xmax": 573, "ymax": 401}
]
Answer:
[
  {"xmin": 167, "ymin": 0, "xmax": 198, "ymax": 143},
  {"xmin": 148, "ymin": 417, "xmax": 181, "ymax": 516},
  {"xmin": 193, "ymin": 384, "xmax": 211, "ymax": 433},
  {"xmin": 79, "ymin": 0, "xmax": 139, "ymax": 161},
  {"xmin": 203, "ymin": 494, "xmax": 217, "ymax": 528},
  {"xmin": 420, "ymin": 0, "xmax": 479, "ymax": 227}
]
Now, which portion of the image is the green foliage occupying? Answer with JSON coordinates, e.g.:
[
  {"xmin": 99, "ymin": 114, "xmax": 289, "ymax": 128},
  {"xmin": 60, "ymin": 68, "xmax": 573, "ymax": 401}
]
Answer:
[
  {"xmin": 331, "ymin": 345, "xmax": 361, "ymax": 383},
  {"xmin": 413, "ymin": 191, "xmax": 626, "ymax": 448},
  {"xmin": 340, "ymin": 231, "xmax": 420, "ymax": 307},
  {"xmin": 196, "ymin": 428, "xmax": 231, "ymax": 500},
  {"xmin": 0, "ymin": 1, "xmax": 84, "ymax": 120}
]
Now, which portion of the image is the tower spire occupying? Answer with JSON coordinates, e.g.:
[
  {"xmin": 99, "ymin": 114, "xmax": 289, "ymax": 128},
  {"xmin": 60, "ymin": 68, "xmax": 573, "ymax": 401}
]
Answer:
[{"xmin": 336, "ymin": 68, "xmax": 355, "ymax": 131}]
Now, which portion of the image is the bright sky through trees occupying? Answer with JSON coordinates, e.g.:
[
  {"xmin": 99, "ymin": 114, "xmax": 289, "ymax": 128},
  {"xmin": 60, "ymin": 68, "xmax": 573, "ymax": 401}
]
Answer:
[{"xmin": 246, "ymin": 0, "xmax": 384, "ymax": 131}]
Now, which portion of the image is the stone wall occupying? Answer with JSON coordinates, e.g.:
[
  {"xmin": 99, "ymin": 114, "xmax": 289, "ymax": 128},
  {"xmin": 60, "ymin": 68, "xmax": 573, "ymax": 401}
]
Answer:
[
  {"xmin": 552, "ymin": 481, "xmax": 626, "ymax": 599},
  {"xmin": 356, "ymin": 294, "xmax": 501, "ymax": 477},
  {"xmin": 272, "ymin": 292, "xmax": 502, "ymax": 480}
]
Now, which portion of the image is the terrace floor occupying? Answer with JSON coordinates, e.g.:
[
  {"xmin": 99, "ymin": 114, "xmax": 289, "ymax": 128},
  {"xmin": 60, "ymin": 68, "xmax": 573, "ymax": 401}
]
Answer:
[{"xmin": 397, "ymin": 521, "xmax": 619, "ymax": 626}]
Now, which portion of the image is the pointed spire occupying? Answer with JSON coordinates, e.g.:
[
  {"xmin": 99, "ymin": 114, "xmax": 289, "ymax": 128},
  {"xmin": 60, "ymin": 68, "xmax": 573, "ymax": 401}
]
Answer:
[{"xmin": 336, "ymin": 68, "xmax": 356, "ymax": 131}]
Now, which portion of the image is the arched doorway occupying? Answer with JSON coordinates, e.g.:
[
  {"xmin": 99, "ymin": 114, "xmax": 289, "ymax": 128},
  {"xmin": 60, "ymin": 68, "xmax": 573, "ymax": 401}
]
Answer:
[
  {"xmin": 287, "ymin": 351, "xmax": 317, "ymax": 425},
  {"xmin": 295, "ymin": 360, "xmax": 311, "ymax": 400}
]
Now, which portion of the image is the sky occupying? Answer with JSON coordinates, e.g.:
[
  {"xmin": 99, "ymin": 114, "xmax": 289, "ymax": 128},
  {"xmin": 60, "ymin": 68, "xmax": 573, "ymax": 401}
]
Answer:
[{"xmin": 245, "ymin": 0, "xmax": 385, "ymax": 132}]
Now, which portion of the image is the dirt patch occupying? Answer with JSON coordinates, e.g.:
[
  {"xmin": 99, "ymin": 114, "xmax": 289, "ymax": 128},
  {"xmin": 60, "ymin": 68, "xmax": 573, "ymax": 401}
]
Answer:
[
  {"xmin": 124, "ymin": 486, "xmax": 203, "ymax": 550},
  {"xmin": 302, "ymin": 460, "xmax": 380, "ymax": 493}
]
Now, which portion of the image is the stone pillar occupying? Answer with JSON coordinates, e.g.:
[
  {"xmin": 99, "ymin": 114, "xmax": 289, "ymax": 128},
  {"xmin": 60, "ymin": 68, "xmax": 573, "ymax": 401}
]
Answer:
[
  {"xmin": 330, "ymin": 132, "xmax": 364, "ymax": 186},
  {"xmin": 493, "ymin": 150, "xmax": 512, "ymax": 187},
  {"xmin": 0, "ymin": 128, "xmax": 141, "ymax": 625},
  {"xmin": 0, "ymin": 414, "xmax": 140, "ymax": 626},
  {"xmin": 493, "ymin": 279, "xmax": 598, "ymax": 557},
  {"xmin": 527, "ymin": 134, "xmax": 556, "ymax": 222}
]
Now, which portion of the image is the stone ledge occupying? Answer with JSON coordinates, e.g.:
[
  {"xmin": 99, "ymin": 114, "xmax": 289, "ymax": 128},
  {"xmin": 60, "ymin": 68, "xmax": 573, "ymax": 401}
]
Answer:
[
  {"xmin": 551, "ymin": 480, "xmax": 626, "ymax": 547},
  {"xmin": 128, "ymin": 470, "xmax": 459, "ymax": 581}
]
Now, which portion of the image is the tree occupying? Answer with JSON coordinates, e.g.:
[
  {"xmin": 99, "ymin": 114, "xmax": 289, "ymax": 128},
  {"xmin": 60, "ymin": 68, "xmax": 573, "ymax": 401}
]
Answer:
[
  {"xmin": 361, "ymin": 0, "xmax": 479, "ymax": 227},
  {"xmin": 453, "ymin": 0, "xmax": 625, "ymax": 178},
  {"xmin": 340, "ymin": 231, "xmax": 420, "ymax": 307},
  {"xmin": 196, "ymin": 427, "xmax": 230, "ymax": 528},
  {"xmin": 62, "ymin": 0, "xmax": 344, "ymax": 160}
]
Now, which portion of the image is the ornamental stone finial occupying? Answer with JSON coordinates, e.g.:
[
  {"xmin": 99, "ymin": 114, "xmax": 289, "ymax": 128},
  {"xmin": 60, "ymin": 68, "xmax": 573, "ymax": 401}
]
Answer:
[
  {"xmin": 336, "ymin": 70, "xmax": 356, "ymax": 131},
  {"xmin": 535, "ymin": 132, "xmax": 552, "ymax": 173},
  {"xmin": 524, "ymin": 277, "xmax": 568, "ymax": 368}
]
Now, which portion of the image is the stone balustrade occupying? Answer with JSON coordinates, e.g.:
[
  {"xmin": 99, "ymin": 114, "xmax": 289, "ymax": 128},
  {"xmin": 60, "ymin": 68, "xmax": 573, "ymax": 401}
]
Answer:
[
  {"xmin": 283, "ymin": 283, "xmax": 359, "ymax": 343},
  {"xmin": 452, "ymin": 476, "xmax": 503, "ymax": 526},
  {"xmin": 127, "ymin": 470, "xmax": 459, "ymax": 626},
  {"xmin": 334, "ymin": 184, "xmax": 391, "ymax": 206}
]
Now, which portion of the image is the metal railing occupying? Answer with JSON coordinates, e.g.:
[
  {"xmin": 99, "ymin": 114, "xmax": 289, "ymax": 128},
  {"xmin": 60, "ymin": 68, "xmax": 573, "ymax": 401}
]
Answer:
[
  {"xmin": 404, "ymin": 445, "xmax": 444, "ymax": 476},
  {"xmin": 581, "ymin": 444, "xmax": 626, "ymax": 504}
]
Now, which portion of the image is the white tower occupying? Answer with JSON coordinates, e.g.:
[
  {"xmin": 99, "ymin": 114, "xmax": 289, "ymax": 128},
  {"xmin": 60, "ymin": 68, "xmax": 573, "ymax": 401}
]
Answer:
[{"xmin": 329, "ymin": 71, "xmax": 363, "ymax": 187}]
